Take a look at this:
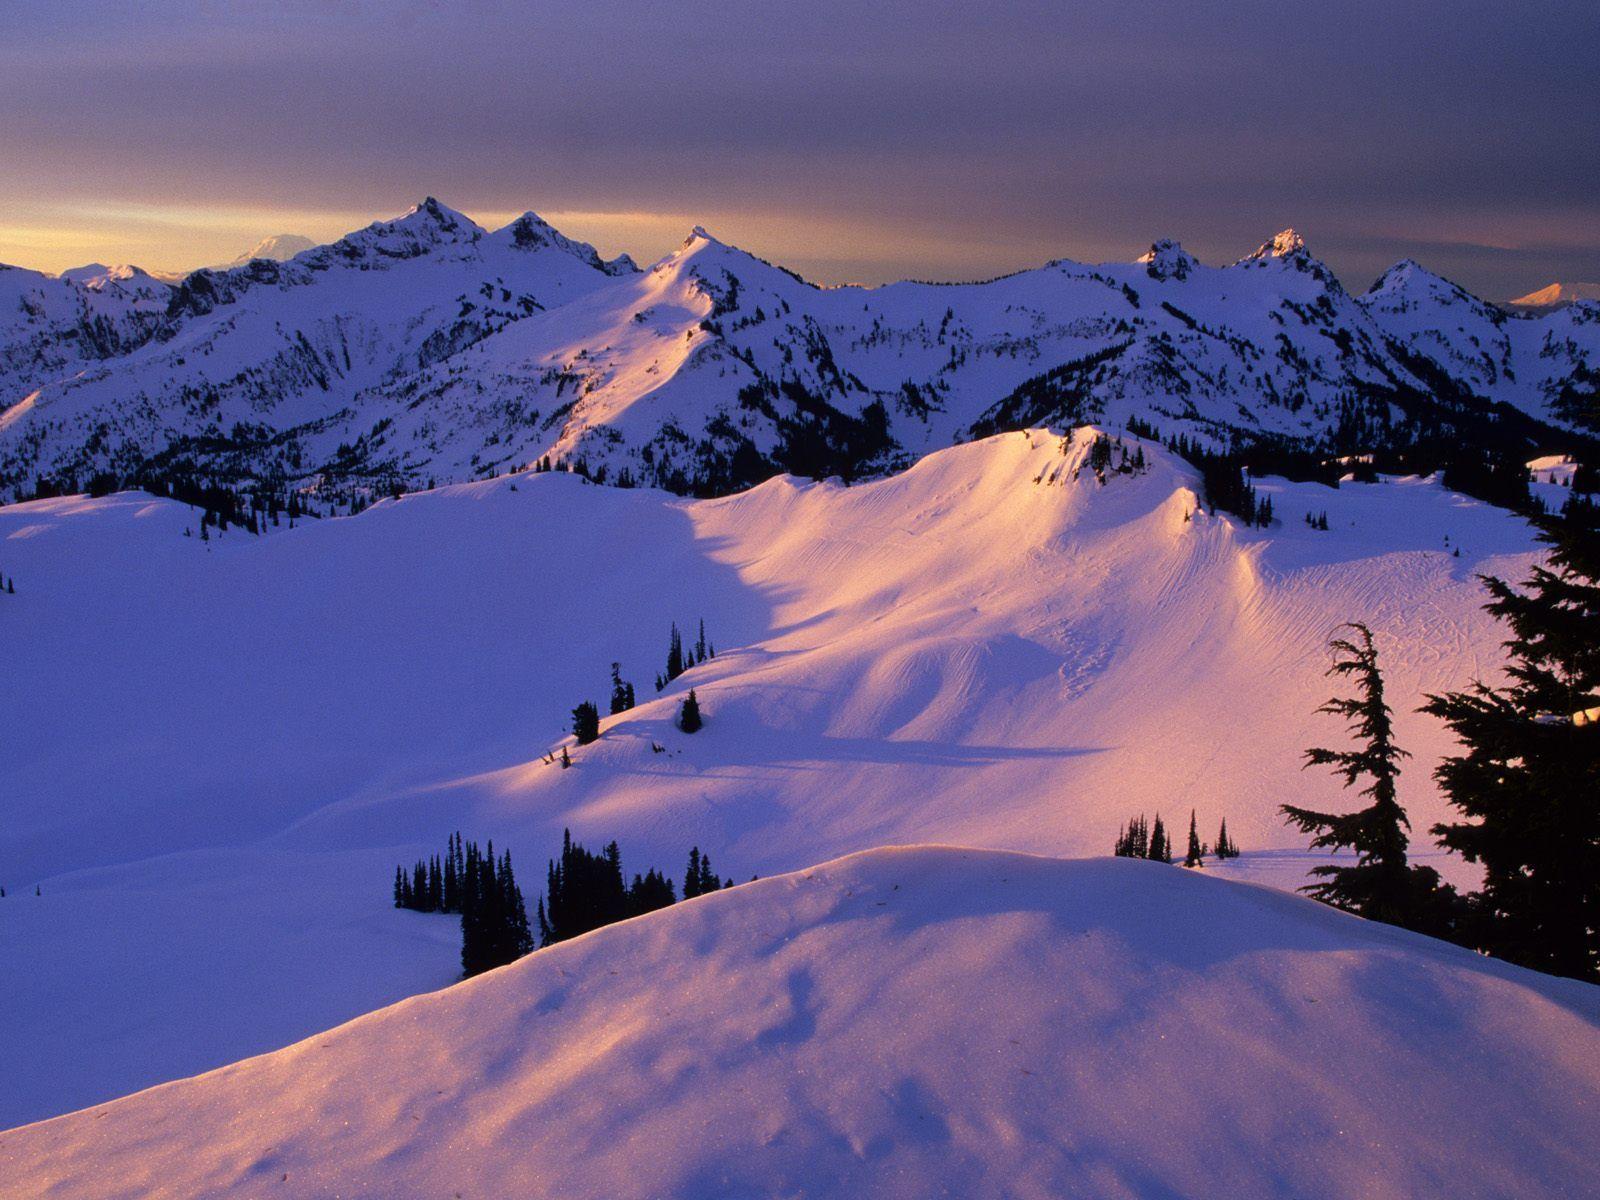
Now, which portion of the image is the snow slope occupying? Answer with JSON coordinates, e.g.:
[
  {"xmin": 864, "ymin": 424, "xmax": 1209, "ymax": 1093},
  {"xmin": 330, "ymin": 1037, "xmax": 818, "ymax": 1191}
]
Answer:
[
  {"xmin": 2, "ymin": 202, "xmax": 1595, "ymax": 500},
  {"xmin": 0, "ymin": 429, "xmax": 1544, "ymax": 1128},
  {"xmin": 4, "ymin": 846, "xmax": 1597, "ymax": 1200}
]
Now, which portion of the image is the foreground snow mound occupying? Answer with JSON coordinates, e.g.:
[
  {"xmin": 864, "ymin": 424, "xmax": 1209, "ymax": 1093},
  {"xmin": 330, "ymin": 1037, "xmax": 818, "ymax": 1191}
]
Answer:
[{"xmin": 4, "ymin": 847, "xmax": 1596, "ymax": 1199}]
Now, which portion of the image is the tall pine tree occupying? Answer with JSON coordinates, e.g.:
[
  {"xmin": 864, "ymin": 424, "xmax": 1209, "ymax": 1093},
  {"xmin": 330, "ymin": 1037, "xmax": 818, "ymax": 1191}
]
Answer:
[
  {"xmin": 1283, "ymin": 624, "xmax": 1455, "ymax": 934},
  {"xmin": 1423, "ymin": 510, "xmax": 1600, "ymax": 980},
  {"xmin": 1184, "ymin": 810, "xmax": 1205, "ymax": 868}
]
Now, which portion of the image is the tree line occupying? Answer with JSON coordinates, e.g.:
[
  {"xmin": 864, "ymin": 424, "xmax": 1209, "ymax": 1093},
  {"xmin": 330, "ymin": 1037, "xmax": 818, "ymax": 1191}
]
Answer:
[
  {"xmin": 1114, "ymin": 811, "xmax": 1238, "ymax": 865},
  {"xmin": 395, "ymin": 830, "xmax": 742, "ymax": 978}
]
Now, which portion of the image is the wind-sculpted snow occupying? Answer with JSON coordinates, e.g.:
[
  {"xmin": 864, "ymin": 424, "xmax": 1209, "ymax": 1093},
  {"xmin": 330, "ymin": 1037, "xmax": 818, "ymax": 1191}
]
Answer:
[
  {"xmin": 1, "ymin": 203, "xmax": 1595, "ymax": 500},
  {"xmin": 4, "ymin": 847, "xmax": 1596, "ymax": 1199},
  {"xmin": 0, "ymin": 430, "xmax": 1546, "ymax": 1128}
]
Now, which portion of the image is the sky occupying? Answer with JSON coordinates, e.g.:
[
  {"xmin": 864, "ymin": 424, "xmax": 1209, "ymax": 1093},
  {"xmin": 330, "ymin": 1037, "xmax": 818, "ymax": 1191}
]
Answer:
[{"xmin": 2, "ymin": 1, "xmax": 1597, "ymax": 299}]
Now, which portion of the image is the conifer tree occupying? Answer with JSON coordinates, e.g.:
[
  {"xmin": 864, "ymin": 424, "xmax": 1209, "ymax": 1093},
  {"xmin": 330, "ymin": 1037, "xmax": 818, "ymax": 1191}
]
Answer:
[
  {"xmin": 1184, "ymin": 810, "xmax": 1205, "ymax": 867},
  {"xmin": 1214, "ymin": 818, "xmax": 1238, "ymax": 860},
  {"xmin": 1423, "ymin": 509, "xmax": 1600, "ymax": 980},
  {"xmin": 572, "ymin": 700, "xmax": 600, "ymax": 745},
  {"xmin": 1283, "ymin": 624, "xmax": 1455, "ymax": 933},
  {"xmin": 610, "ymin": 663, "xmax": 635, "ymax": 715},
  {"xmin": 679, "ymin": 689, "xmax": 703, "ymax": 733},
  {"xmin": 665, "ymin": 622, "xmax": 685, "ymax": 686},
  {"xmin": 1148, "ymin": 814, "xmax": 1171, "ymax": 863},
  {"xmin": 684, "ymin": 847, "xmax": 704, "ymax": 899}
]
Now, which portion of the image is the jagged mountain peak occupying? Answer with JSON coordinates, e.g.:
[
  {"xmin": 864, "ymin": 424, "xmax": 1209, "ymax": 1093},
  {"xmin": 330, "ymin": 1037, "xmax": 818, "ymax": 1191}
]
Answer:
[
  {"xmin": 1366, "ymin": 258, "xmax": 1475, "ymax": 301},
  {"xmin": 1135, "ymin": 238, "xmax": 1198, "ymax": 281},
  {"xmin": 491, "ymin": 212, "xmax": 637, "ymax": 276},
  {"xmin": 316, "ymin": 197, "xmax": 485, "ymax": 262},
  {"xmin": 1241, "ymin": 228, "xmax": 1309, "ymax": 262}
]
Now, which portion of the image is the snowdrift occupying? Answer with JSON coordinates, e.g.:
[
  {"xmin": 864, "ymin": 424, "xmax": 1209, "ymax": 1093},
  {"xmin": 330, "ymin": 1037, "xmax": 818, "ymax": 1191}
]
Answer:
[{"xmin": 3, "ymin": 846, "xmax": 1596, "ymax": 1199}]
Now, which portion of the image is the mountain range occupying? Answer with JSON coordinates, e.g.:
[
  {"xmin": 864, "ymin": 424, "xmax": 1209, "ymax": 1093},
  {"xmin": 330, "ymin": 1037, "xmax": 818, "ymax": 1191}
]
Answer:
[{"xmin": 1, "ymin": 199, "xmax": 1595, "ymax": 504}]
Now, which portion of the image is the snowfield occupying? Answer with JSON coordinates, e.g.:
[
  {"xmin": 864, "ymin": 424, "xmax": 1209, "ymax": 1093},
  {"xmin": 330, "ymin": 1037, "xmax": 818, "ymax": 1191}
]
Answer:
[
  {"xmin": 4, "ymin": 846, "xmax": 1597, "ymax": 1199},
  {"xmin": 0, "ymin": 429, "xmax": 1552, "ymax": 1133}
]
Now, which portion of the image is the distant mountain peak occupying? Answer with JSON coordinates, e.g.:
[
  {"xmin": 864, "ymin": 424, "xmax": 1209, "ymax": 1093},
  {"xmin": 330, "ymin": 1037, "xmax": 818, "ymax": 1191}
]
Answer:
[
  {"xmin": 225, "ymin": 234, "xmax": 315, "ymax": 269},
  {"xmin": 495, "ymin": 211, "xmax": 637, "ymax": 275},
  {"xmin": 1510, "ymin": 281, "xmax": 1600, "ymax": 307},
  {"xmin": 1242, "ymin": 228, "xmax": 1308, "ymax": 262},
  {"xmin": 1136, "ymin": 238, "xmax": 1197, "ymax": 281}
]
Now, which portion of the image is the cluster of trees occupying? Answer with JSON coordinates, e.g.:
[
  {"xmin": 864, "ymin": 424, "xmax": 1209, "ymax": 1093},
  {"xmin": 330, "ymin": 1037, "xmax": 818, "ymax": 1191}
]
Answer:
[
  {"xmin": 537, "ymin": 835, "xmax": 735, "ymax": 945},
  {"xmin": 393, "ymin": 833, "xmax": 534, "ymax": 978},
  {"xmin": 1283, "ymin": 503, "xmax": 1598, "ymax": 982},
  {"xmin": 1166, "ymin": 435, "xmax": 1277, "ymax": 528},
  {"xmin": 394, "ymin": 831, "xmax": 743, "ymax": 975},
  {"xmin": 568, "ymin": 624, "xmax": 715, "ymax": 749},
  {"xmin": 1114, "ymin": 813, "xmax": 1172, "ymax": 861},
  {"xmin": 1115, "ymin": 811, "xmax": 1238, "ymax": 867},
  {"xmin": 656, "ymin": 620, "xmax": 715, "ymax": 691},
  {"xmin": 539, "ymin": 831, "xmax": 671, "ymax": 945},
  {"xmin": 1304, "ymin": 510, "xmax": 1330, "ymax": 531},
  {"xmin": 1082, "ymin": 433, "xmax": 1148, "ymax": 482},
  {"xmin": 0, "ymin": 566, "xmax": 13, "ymax": 594}
]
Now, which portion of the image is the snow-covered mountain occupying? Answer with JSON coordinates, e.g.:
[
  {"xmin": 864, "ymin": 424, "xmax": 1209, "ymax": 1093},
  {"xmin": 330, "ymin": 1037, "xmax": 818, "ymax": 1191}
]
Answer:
[
  {"xmin": 1510, "ymin": 280, "xmax": 1600, "ymax": 308},
  {"xmin": 0, "ymin": 261, "xmax": 173, "ymax": 420},
  {"xmin": 5, "ymin": 846, "xmax": 1597, "ymax": 1199},
  {"xmin": 0, "ymin": 429, "xmax": 1550, "ymax": 1129},
  {"xmin": 1, "ymin": 202, "xmax": 1595, "ymax": 502},
  {"xmin": 219, "ymin": 233, "xmax": 317, "ymax": 269}
]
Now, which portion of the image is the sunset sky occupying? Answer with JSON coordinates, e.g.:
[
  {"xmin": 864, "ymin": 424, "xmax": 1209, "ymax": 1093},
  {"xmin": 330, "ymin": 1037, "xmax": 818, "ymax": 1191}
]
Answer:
[{"xmin": 4, "ymin": 0, "xmax": 1596, "ymax": 297}]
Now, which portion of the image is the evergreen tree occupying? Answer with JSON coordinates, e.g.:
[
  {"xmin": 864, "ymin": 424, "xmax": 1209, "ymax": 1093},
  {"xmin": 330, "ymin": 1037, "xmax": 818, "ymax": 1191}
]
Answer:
[
  {"xmin": 679, "ymin": 689, "xmax": 703, "ymax": 733},
  {"xmin": 1114, "ymin": 814, "xmax": 1150, "ymax": 858},
  {"xmin": 560, "ymin": 745, "xmax": 572, "ymax": 769},
  {"xmin": 572, "ymin": 700, "xmax": 601, "ymax": 745},
  {"xmin": 664, "ymin": 622, "xmax": 685, "ymax": 686},
  {"xmin": 1423, "ymin": 510, "xmax": 1600, "ymax": 980},
  {"xmin": 1184, "ymin": 810, "xmax": 1205, "ymax": 868},
  {"xmin": 1148, "ymin": 813, "xmax": 1171, "ymax": 863},
  {"xmin": 1214, "ymin": 818, "xmax": 1239, "ymax": 860},
  {"xmin": 539, "ymin": 829, "xmax": 630, "ymax": 945},
  {"xmin": 684, "ymin": 847, "xmax": 704, "ymax": 899},
  {"xmin": 695, "ymin": 619, "xmax": 709, "ymax": 664},
  {"xmin": 1283, "ymin": 624, "xmax": 1455, "ymax": 933},
  {"xmin": 610, "ymin": 663, "xmax": 635, "ymax": 715},
  {"xmin": 627, "ymin": 868, "xmax": 677, "ymax": 915}
]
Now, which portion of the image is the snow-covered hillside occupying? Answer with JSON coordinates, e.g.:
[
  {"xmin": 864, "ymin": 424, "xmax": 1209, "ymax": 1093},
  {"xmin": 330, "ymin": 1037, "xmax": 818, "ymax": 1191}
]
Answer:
[
  {"xmin": 4, "ymin": 846, "xmax": 1596, "ymax": 1199},
  {"xmin": 0, "ymin": 430, "xmax": 1545, "ymax": 1128},
  {"xmin": 1, "ymin": 201, "xmax": 1595, "ymax": 501}
]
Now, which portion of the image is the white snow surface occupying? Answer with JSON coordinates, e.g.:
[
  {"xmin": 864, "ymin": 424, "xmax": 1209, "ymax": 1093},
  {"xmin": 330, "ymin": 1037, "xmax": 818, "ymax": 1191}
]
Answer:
[
  {"xmin": 0, "ymin": 429, "xmax": 1549, "ymax": 1132},
  {"xmin": 3, "ymin": 845, "xmax": 1597, "ymax": 1199}
]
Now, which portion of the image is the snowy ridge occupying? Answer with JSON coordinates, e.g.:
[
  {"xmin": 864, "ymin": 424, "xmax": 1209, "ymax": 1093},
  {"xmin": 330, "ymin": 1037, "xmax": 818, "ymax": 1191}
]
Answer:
[
  {"xmin": 0, "ymin": 429, "xmax": 1550, "ymax": 1129},
  {"xmin": 0, "ymin": 205, "xmax": 1595, "ymax": 500},
  {"xmin": 3, "ymin": 846, "xmax": 1596, "ymax": 1199}
]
